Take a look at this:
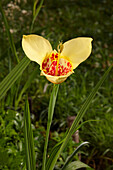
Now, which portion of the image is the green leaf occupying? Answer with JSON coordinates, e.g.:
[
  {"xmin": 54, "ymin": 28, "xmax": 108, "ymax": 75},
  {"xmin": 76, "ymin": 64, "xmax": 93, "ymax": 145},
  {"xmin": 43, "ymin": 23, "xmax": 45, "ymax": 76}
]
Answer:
[
  {"xmin": 24, "ymin": 98, "xmax": 36, "ymax": 170},
  {"xmin": 42, "ymin": 84, "xmax": 59, "ymax": 170},
  {"xmin": 0, "ymin": 57, "xmax": 30, "ymax": 100},
  {"xmin": 61, "ymin": 142, "xmax": 89, "ymax": 170},
  {"xmin": 0, "ymin": 2, "xmax": 19, "ymax": 63},
  {"xmin": 46, "ymin": 139, "xmax": 64, "ymax": 170},
  {"xmin": 48, "ymin": 65, "xmax": 113, "ymax": 170},
  {"xmin": 64, "ymin": 161, "xmax": 92, "ymax": 170}
]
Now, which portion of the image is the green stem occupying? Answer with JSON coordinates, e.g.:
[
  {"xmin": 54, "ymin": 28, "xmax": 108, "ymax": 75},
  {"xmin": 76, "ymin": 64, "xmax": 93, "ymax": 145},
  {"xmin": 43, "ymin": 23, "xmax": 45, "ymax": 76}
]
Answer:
[{"xmin": 42, "ymin": 84, "xmax": 59, "ymax": 170}]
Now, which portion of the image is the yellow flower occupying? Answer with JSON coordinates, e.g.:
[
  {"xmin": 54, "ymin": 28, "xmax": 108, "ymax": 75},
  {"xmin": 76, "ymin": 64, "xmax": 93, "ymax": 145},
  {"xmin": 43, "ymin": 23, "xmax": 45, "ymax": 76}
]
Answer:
[{"xmin": 22, "ymin": 34, "xmax": 93, "ymax": 84}]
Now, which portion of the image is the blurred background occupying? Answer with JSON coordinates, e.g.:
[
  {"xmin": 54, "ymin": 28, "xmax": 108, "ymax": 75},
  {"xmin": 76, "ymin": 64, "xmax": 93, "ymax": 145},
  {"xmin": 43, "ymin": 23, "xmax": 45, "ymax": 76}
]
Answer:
[{"xmin": 0, "ymin": 0, "xmax": 113, "ymax": 169}]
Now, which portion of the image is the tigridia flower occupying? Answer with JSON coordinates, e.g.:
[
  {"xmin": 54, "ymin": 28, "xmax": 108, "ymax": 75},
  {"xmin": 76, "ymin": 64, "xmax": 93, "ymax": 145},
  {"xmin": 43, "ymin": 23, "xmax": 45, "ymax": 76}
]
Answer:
[{"xmin": 22, "ymin": 34, "xmax": 92, "ymax": 84}]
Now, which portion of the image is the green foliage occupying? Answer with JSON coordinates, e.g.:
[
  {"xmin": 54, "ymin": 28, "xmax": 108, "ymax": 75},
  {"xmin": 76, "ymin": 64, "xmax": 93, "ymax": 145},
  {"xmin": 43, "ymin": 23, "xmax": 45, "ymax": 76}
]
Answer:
[
  {"xmin": 64, "ymin": 161, "xmax": 92, "ymax": 170},
  {"xmin": 0, "ymin": 109, "xmax": 24, "ymax": 169},
  {"xmin": 80, "ymin": 111, "xmax": 113, "ymax": 169},
  {"xmin": 46, "ymin": 66, "xmax": 112, "ymax": 170}
]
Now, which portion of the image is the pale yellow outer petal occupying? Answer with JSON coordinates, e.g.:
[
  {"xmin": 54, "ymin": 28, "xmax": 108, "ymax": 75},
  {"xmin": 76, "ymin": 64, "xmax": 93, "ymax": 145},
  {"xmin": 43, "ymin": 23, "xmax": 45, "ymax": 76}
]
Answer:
[
  {"xmin": 41, "ymin": 70, "xmax": 74, "ymax": 84},
  {"xmin": 61, "ymin": 37, "xmax": 93, "ymax": 69},
  {"xmin": 22, "ymin": 34, "xmax": 52, "ymax": 65}
]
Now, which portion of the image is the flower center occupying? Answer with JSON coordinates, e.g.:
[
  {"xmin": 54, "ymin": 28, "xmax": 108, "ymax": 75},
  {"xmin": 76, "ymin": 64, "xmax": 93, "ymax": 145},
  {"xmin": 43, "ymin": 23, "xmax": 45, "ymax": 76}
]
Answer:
[{"xmin": 42, "ymin": 52, "xmax": 72, "ymax": 76}]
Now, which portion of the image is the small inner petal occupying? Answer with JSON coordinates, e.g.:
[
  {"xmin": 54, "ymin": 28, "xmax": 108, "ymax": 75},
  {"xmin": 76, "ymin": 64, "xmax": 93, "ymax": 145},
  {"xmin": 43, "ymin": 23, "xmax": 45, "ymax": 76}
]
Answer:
[{"xmin": 42, "ymin": 52, "xmax": 72, "ymax": 76}]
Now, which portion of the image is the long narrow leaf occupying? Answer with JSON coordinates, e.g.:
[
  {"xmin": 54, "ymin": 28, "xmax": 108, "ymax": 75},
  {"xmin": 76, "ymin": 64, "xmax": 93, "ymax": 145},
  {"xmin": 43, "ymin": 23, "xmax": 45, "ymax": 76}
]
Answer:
[
  {"xmin": 46, "ymin": 138, "xmax": 65, "ymax": 169},
  {"xmin": 64, "ymin": 161, "xmax": 92, "ymax": 170},
  {"xmin": 48, "ymin": 65, "xmax": 113, "ymax": 170},
  {"xmin": 0, "ymin": 57, "xmax": 30, "ymax": 100},
  {"xmin": 0, "ymin": 2, "xmax": 19, "ymax": 63},
  {"xmin": 24, "ymin": 98, "xmax": 36, "ymax": 170},
  {"xmin": 61, "ymin": 142, "xmax": 89, "ymax": 170}
]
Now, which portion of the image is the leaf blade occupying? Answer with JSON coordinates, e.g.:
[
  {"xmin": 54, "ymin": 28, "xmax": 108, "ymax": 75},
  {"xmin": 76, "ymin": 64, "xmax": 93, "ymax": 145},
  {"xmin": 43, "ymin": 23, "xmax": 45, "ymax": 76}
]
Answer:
[
  {"xmin": 24, "ymin": 98, "xmax": 36, "ymax": 170},
  {"xmin": 0, "ymin": 57, "xmax": 30, "ymax": 100},
  {"xmin": 64, "ymin": 161, "xmax": 93, "ymax": 170},
  {"xmin": 61, "ymin": 142, "xmax": 89, "ymax": 170}
]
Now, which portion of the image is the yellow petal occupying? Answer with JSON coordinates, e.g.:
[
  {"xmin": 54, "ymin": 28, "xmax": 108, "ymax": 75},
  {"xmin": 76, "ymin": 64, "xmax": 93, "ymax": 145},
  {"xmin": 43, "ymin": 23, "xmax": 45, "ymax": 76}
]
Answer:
[
  {"xmin": 41, "ymin": 70, "xmax": 74, "ymax": 84},
  {"xmin": 22, "ymin": 34, "xmax": 52, "ymax": 65},
  {"xmin": 61, "ymin": 37, "xmax": 93, "ymax": 69}
]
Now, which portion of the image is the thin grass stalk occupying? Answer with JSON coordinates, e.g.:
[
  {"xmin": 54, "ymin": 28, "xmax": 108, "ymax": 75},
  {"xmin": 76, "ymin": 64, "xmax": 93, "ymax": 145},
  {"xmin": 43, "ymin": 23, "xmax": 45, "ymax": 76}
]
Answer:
[
  {"xmin": 42, "ymin": 84, "xmax": 59, "ymax": 170},
  {"xmin": 30, "ymin": 0, "xmax": 44, "ymax": 32},
  {"xmin": 0, "ymin": 2, "xmax": 19, "ymax": 63}
]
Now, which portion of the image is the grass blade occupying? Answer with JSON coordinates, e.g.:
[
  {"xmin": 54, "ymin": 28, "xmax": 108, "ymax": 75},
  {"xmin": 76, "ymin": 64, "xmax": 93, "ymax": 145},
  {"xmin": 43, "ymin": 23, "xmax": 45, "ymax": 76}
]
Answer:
[
  {"xmin": 0, "ymin": 57, "xmax": 30, "ymax": 100},
  {"xmin": 42, "ymin": 84, "xmax": 59, "ymax": 170},
  {"xmin": 24, "ymin": 98, "xmax": 36, "ymax": 170},
  {"xmin": 48, "ymin": 65, "xmax": 113, "ymax": 170},
  {"xmin": 30, "ymin": 0, "xmax": 44, "ymax": 32},
  {"xmin": 61, "ymin": 142, "xmax": 89, "ymax": 170},
  {"xmin": 46, "ymin": 138, "xmax": 65, "ymax": 169},
  {"xmin": 64, "ymin": 161, "xmax": 92, "ymax": 170},
  {"xmin": 0, "ymin": 2, "xmax": 19, "ymax": 63}
]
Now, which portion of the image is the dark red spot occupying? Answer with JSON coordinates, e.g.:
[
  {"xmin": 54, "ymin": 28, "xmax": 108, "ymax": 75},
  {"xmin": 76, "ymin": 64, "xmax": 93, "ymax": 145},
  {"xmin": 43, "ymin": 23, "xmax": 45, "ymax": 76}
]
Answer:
[
  {"xmin": 55, "ymin": 53, "xmax": 58, "ymax": 59},
  {"xmin": 58, "ymin": 64, "xmax": 62, "ymax": 76},
  {"xmin": 47, "ymin": 58, "xmax": 49, "ymax": 63},
  {"xmin": 67, "ymin": 62, "xmax": 72, "ymax": 68},
  {"xmin": 46, "ymin": 67, "xmax": 49, "ymax": 72},
  {"xmin": 51, "ymin": 53, "xmax": 55, "ymax": 61},
  {"xmin": 42, "ymin": 61, "xmax": 47, "ymax": 69},
  {"xmin": 52, "ymin": 60, "xmax": 57, "ymax": 66}
]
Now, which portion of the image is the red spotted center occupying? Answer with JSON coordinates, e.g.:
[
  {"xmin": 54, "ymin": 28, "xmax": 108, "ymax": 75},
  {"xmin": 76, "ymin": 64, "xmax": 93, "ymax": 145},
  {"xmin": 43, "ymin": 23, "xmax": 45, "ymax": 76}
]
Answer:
[{"xmin": 42, "ymin": 52, "xmax": 72, "ymax": 76}]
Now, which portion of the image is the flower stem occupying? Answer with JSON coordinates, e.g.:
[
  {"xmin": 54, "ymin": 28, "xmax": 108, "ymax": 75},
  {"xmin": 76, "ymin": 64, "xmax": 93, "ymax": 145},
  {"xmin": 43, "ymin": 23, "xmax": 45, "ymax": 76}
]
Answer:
[{"xmin": 42, "ymin": 84, "xmax": 59, "ymax": 170}]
